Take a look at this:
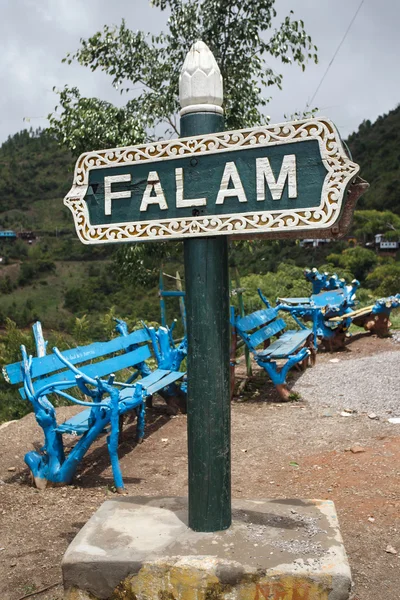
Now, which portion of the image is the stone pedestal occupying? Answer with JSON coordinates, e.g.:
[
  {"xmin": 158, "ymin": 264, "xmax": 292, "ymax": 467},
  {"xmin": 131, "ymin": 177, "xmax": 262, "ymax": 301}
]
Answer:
[{"xmin": 62, "ymin": 497, "xmax": 351, "ymax": 600}]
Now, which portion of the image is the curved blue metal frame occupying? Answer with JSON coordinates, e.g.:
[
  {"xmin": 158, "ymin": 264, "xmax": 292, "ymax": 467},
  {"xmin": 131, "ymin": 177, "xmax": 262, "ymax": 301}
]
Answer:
[{"xmin": 8, "ymin": 321, "xmax": 187, "ymax": 492}]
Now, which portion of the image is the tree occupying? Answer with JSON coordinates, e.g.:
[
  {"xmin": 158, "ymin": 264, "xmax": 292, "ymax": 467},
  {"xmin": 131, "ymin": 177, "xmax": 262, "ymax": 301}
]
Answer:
[
  {"xmin": 48, "ymin": 0, "xmax": 317, "ymax": 155},
  {"xmin": 352, "ymin": 210, "xmax": 400, "ymax": 243},
  {"xmin": 366, "ymin": 262, "xmax": 400, "ymax": 296},
  {"xmin": 327, "ymin": 247, "xmax": 378, "ymax": 283},
  {"xmin": 347, "ymin": 105, "xmax": 400, "ymax": 215}
]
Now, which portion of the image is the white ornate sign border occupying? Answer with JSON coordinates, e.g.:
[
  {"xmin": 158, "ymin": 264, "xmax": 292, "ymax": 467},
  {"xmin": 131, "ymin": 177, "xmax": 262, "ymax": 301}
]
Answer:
[{"xmin": 64, "ymin": 117, "xmax": 360, "ymax": 244}]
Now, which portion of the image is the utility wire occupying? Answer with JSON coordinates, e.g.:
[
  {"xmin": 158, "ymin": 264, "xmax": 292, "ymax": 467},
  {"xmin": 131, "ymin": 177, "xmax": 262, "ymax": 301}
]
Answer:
[{"xmin": 305, "ymin": 0, "xmax": 365, "ymax": 110}]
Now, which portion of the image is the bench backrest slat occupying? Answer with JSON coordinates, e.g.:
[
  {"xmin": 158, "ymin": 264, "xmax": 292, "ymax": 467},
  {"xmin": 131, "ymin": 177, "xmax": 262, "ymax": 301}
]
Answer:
[
  {"xmin": 235, "ymin": 308, "xmax": 277, "ymax": 333},
  {"xmin": 310, "ymin": 290, "xmax": 346, "ymax": 308},
  {"xmin": 248, "ymin": 318, "xmax": 286, "ymax": 349},
  {"xmin": 4, "ymin": 328, "xmax": 151, "ymax": 385},
  {"xmin": 19, "ymin": 344, "xmax": 152, "ymax": 397}
]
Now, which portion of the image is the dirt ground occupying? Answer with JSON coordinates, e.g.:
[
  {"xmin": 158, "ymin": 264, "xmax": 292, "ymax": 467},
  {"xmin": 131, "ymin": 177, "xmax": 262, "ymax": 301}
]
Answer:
[{"xmin": 0, "ymin": 333, "xmax": 399, "ymax": 600}]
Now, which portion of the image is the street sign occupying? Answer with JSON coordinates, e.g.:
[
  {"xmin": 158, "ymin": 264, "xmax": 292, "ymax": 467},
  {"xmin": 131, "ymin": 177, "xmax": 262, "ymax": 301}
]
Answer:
[
  {"xmin": 64, "ymin": 118, "xmax": 361, "ymax": 244},
  {"xmin": 64, "ymin": 39, "xmax": 368, "ymax": 534}
]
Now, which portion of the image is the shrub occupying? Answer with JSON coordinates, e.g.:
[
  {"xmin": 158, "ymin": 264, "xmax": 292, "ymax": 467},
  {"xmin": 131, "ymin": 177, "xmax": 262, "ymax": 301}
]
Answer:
[
  {"xmin": 327, "ymin": 247, "xmax": 378, "ymax": 282},
  {"xmin": 366, "ymin": 262, "xmax": 400, "ymax": 296}
]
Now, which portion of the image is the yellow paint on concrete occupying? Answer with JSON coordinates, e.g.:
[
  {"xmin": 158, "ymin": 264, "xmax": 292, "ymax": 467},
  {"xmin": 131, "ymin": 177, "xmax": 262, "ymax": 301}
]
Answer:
[
  {"xmin": 236, "ymin": 574, "xmax": 331, "ymax": 600},
  {"xmin": 113, "ymin": 563, "xmax": 332, "ymax": 600},
  {"xmin": 125, "ymin": 560, "xmax": 222, "ymax": 600},
  {"xmin": 64, "ymin": 563, "xmax": 334, "ymax": 599}
]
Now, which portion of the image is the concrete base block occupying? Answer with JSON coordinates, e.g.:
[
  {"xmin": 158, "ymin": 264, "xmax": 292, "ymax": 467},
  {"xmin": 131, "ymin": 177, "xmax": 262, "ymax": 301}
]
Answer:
[{"xmin": 62, "ymin": 497, "xmax": 352, "ymax": 600}]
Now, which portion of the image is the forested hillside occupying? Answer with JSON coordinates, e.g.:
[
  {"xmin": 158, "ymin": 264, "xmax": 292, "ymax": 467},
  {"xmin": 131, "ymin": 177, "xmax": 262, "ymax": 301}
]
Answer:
[
  {"xmin": 0, "ymin": 110, "xmax": 398, "ymax": 331},
  {"xmin": 0, "ymin": 129, "xmax": 72, "ymax": 222},
  {"xmin": 0, "ymin": 109, "xmax": 399, "ymax": 420},
  {"xmin": 347, "ymin": 104, "xmax": 400, "ymax": 214}
]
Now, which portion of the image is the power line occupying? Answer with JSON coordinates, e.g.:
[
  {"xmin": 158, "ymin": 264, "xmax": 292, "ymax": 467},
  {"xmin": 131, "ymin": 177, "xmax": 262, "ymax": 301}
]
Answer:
[{"xmin": 305, "ymin": 0, "xmax": 366, "ymax": 110}]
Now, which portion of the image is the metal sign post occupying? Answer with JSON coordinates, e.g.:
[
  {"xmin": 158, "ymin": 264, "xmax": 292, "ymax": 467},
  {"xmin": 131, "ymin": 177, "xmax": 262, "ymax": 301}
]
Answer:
[
  {"xmin": 64, "ymin": 41, "xmax": 368, "ymax": 535},
  {"xmin": 179, "ymin": 42, "xmax": 231, "ymax": 531}
]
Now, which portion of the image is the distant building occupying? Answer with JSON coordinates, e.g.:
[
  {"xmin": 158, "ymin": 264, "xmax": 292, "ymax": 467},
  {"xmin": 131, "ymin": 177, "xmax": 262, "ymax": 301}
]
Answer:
[
  {"xmin": 379, "ymin": 240, "xmax": 399, "ymax": 250},
  {"xmin": 366, "ymin": 233, "xmax": 400, "ymax": 254},
  {"xmin": 299, "ymin": 238, "xmax": 331, "ymax": 248},
  {"xmin": 17, "ymin": 231, "xmax": 36, "ymax": 241}
]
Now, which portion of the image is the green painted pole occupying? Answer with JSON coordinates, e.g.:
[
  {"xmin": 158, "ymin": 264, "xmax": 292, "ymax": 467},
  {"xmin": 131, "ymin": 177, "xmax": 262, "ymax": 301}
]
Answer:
[{"xmin": 180, "ymin": 42, "xmax": 231, "ymax": 532}]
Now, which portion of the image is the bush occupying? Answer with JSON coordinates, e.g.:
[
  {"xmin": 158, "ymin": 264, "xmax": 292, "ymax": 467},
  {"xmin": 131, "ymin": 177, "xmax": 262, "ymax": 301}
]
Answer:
[
  {"xmin": 239, "ymin": 264, "xmax": 311, "ymax": 312},
  {"xmin": 366, "ymin": 262, "xmax": 400, "ymax": 296},
  {"xmin": 0, "ymin": 275, "xmax": 14, "ymax": 294},
  {"xmin": 0, "ymin": 318, "xmax": 35, "ymax": 364},
  {"xmin": 0, "ymin": 390, "xmax": 32, "ymax": 423},
  {"xmin": 327, "ymin": 247, "xmax": 378, "ymax": 282},
  {"xmin": 64, "ymin": 286, "xmax": 87, "ymax": 312},
  {"xmin": 18, "ymin": 259, "xmax": 56, "ymax": 286}
]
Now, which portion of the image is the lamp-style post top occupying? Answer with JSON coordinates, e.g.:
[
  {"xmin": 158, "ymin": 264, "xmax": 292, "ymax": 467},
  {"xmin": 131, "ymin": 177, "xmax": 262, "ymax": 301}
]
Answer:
[{"xmin": 179, "ymin": 40, "xmax": 223, "ymax": 116}]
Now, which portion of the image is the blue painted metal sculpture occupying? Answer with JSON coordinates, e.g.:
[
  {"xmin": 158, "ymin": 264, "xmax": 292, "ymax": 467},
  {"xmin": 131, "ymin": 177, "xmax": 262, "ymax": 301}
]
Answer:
[
  {"xmin": 333, "ymin": 294, "xmax": 400, "ymax": 338},
  {"xmin": 159, "ymin": 270, "xmax": 187, "ymax": 337},
  {"xmin": 115, "ymin": 317, "xmax": 187, "ymax": 412},
  {"xmin": 304, "ymin": 267, "xmax": 349, "ymax": 294},
  {"xmin": 275, "ymin": 280, "xmax": 359, "ymax": 351},
  {"xmin": 274, "ymin": 269, "xmax": 399, "ymax": 350},
  {"xmin": 3, "ymin": 323, "xmax": 185, "ymax": 492},
  {"xmin": 230, "ymin": 299, "xmax": 316, "ymax": 401}
]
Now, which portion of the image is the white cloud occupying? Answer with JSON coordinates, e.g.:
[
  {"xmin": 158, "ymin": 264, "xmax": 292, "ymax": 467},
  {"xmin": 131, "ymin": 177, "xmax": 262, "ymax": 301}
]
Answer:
[{"xmin": 0, "ymin": 0, "xmax": 399, "ymax": 142}]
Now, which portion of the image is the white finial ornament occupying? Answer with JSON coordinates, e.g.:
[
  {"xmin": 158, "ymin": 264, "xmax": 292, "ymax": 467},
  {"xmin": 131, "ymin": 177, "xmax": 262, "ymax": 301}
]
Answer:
[{"xmin": 179, "ymin": 40, "xmax": 223, "ymax": 116}]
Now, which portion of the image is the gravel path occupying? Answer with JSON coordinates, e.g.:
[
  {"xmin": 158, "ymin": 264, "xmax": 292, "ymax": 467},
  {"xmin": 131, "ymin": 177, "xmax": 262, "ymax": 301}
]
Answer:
[{"xmin": 295, "ymin": 350, "xmax": 400, "ymax": 417}]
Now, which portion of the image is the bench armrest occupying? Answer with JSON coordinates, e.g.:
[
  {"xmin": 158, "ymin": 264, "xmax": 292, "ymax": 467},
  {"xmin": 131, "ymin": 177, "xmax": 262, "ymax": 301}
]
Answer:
[
  {"xmin": 114, "ymin": 318, "xmax": 129, "ymax": 337},
  {"xmin": 257, "ymin": 288, "xmax": 271, "ymax": 308},
  {"xmin": 275, "ymin": 304, "xmax": 310, "ymax": 330},
  {"xmin": 19, "ymin": 346, "xmax": 113, "ymax": 416},
  {"xmin": 52, "ymin": 346, "xmax": 98, "ymax": 386},
  {"xmin": 50, "ymin": 387, "xmax": 113, "ymax": 410}
]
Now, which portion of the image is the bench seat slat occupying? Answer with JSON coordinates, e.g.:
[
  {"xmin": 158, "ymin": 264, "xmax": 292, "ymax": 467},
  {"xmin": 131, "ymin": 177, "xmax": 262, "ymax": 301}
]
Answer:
[
  {"xmin": 56, "ymin": 409, "xmax": 94, "ymax": 435},
  {"xmin": 118, "ymin": 369, "xmax": 184, "ymax": 399},
  {"xmin": 55, "ymin": 369, "xmax": 185, "ymax": 435},
  {"xmin": 20, "ymin": 345, "xmax": 152, "ymax": 396},
  {"xmin": 5, "ymin": 328, "xmax": 151, "ymax": 385},
  {"xmin": 248, "ymin": 318, "xmax": 286, "ymax": 349},
  {"xmin": 115, "ymin": 368, "xmax": 176, "ymax": 399},
  {"xmin": 145, "ymin": 370, "xmax": 185, "ymax": 395},
  {"xmin": 256, "ymin": 329, "xmax": 311, "ymax": 360},
  {"xmin": 133, "ymin": 369, "xmax": 170, "ymax": 389},
  {"xmin": 236, "ymin": 308, "xmax": 277, "ymax": 333}
]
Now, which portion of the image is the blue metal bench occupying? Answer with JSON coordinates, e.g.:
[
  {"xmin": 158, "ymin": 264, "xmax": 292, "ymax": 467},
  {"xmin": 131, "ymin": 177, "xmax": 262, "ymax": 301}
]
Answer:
[
  {"xmin": 115, "ymin": 317, "xmax": 187, "ymax": 412},
  {"xmin": 330, "ymin": 294, "xmax": 400, "ymax": 338},
  {"xmin": 276, "ymin": 287, "xmax": 358, "ymax": 351},
  {"xmin": 304, "ymin": 267, "xmax": 350, "ymax": 294},
  {"xmin": 276, "ymin": 269, "xmax": 399, "ymax": 349},
  {"xmin": 231, "ymin": 298, "xmax": 315, "ymax": 401},
  {"xmin": 275, "ymin": 269, "xmax": 359, "ymax": 350},
  {"xmin": 2, "ymin": 325, "xmax": 185, "ymax": 492}
]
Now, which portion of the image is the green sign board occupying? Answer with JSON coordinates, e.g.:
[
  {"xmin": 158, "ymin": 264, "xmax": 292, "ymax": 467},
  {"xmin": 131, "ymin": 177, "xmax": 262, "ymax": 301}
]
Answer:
[{"xmin": 65, "ymin": 118, "xmax": 360, "ymax": 244}]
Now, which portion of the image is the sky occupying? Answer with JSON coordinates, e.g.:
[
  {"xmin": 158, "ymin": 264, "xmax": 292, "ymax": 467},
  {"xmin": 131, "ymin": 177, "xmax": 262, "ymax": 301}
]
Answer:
[{"xmin": 0, "ymin": 0, "xmax": 399, "ymax": 145}]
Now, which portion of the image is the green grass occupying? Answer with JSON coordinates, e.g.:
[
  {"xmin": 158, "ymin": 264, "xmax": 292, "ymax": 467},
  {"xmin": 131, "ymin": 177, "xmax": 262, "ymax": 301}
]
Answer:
[
  {"xmin": 1, "ymin": 197, "xmax": 72, "ymax": 232},
  {"xmin": 27, "ymin": 197, "xmax": 74, "ymax": 231},
  {"xmin": 390, "ymin": 308, "xmax": 400, "ymax": 330},
  {"xmin": 0, "ymin": 260, "xmax": 107, "ymax": 329}
]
